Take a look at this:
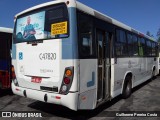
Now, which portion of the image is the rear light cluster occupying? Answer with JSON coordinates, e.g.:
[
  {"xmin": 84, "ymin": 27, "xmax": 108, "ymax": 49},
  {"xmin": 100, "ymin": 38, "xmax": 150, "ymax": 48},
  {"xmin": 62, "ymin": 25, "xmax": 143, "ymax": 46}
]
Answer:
[
  {"xmin": 11, "ymin": 66, "xmax": 16, "ymax": 79},
  {"xmin": 11, "ymin": 65, "xmax": 19, "ymax": 86},
  {"xmin": 59, "ymin": 67, "xmax": 74, "ymax": 95}
]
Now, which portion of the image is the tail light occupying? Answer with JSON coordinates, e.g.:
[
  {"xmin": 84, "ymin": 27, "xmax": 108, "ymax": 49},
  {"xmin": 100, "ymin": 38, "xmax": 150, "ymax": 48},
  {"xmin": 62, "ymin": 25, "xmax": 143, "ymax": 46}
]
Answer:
[
  {"xmin": 11, "ymin": 65, "xmax": 19, "ymax": 86},
  {"xmin": 65, "ymin": 69, "xmax": 72, "ymax": 77},
  {"xmin": 59, "ymin": 67, "xmax": 74, "ymax": 95},
  {"xmin": 64, "ymin": 77, "xmax": 70, "ymax": 84},
  {"xmin": 11, "ymin": 66, "xmax": 16, "ymax": 79}
]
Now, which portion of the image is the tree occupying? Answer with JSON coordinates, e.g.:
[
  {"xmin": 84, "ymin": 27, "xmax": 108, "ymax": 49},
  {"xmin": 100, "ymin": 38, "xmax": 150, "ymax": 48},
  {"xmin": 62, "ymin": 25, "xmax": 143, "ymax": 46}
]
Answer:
[
  {"xmin": 146, "ymin": 31, "xmax": 151, "ymax": 36},
  {"xmin": 157, "ymin": 37, "xmax": 160, "ymax": 43},
  {"xmin": 157, "ymin": 28, "xmax": 160, "ymax": 43},
  {"xmin": 146, "ymin": 31, "xmax": 154, "ymax": 38}
]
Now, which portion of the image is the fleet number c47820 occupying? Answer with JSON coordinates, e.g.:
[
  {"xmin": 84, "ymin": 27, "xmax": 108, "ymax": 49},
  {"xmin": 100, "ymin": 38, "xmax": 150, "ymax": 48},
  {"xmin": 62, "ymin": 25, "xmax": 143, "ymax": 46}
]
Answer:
[{"xmin": 39, "ymin": 53, "xmax": 56, "ymax": 60}]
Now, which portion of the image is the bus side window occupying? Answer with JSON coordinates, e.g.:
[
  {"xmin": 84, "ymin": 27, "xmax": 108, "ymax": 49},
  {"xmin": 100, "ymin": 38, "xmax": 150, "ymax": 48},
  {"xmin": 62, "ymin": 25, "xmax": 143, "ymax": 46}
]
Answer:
[
  {"xmin": 81, "ymin": 33, "xmax": 92, "ymax": 55},
  {"xmin": 77, "ymin": 11, "xmax": 95, "ymax": 58},
  {"xmin": 146, "ymin": 40, "xmax": 152, "ymax": 56},
  {"xmin": 0, "ymin": 32, "xmax": 7, "ymax": 60},
  {"xmin": 138, "ymin": 37, "xmax": 145, "ymax": 56},
  {"xmin": 151, "ymin": 42, "xmax": 156, "ymax": 56},
  {"xmin": 127, "ymin": 33, "xmax": 133, "ymax": 56},
  {"xmin": 132, "ymin": 35, "xmax": 138, "ymax": 56},
  {"xmin": 138, "ymin": 41, "xmax": 142, "ymax": 56},
  {"xmin": 115, "ymin": 29, "xmax": 128, "ymax": 57}
]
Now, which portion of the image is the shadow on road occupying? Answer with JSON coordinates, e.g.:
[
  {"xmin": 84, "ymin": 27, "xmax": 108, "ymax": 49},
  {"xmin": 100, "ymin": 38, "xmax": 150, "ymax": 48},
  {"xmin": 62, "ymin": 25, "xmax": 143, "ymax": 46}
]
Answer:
[
  {"xmin": 132, "ymin": 77, "xmax": 155, "ymax": 93},
  {"xmin": 0, "ymin": 89, "xmax": 13, "ymax": 98},
  {"xmin": 28, "ymin": 77, "xmax": 157, "ymax": 119},
  {"xmin": 28, "ymin": 95, "xmax": 121, "ymax": 120}
]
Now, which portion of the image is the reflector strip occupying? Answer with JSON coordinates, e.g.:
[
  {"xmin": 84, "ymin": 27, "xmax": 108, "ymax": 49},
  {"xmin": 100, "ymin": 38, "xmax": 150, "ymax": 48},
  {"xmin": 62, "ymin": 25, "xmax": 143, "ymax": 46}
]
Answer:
[
  {"xmin": 15, "ymin": 88, "xmax": 20, "ymax": 91},
  {"xmin": 55, "ymin": 96, "xmax": 61, "ymax": 99}
]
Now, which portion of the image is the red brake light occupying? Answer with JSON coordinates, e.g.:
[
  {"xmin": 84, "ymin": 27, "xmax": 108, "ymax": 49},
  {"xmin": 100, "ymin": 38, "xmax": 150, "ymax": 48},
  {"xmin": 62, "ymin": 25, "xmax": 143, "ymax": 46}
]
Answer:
[{"xmin": 64, "ymin": 77, "xmax": 70, "ymax": 84}]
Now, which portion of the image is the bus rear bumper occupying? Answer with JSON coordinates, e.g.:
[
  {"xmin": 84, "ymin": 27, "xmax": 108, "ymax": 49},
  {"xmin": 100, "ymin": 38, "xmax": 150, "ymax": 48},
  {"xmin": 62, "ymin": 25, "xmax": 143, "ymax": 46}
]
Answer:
[{"xmin": 12, "ymin": 82, "xmax": 78, "ymax": 111}]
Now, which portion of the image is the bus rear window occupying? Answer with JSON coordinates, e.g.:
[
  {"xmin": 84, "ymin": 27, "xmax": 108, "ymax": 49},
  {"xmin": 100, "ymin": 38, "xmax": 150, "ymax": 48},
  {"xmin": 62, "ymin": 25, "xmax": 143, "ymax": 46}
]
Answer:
[{"xmin": 14, "ymin": 3, "xmax": 69, "ymax": 43}]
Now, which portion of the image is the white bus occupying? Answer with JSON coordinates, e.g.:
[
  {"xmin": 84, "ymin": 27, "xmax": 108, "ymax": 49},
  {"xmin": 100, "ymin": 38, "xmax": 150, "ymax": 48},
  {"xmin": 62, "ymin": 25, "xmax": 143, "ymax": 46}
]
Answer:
[{"xmin": 12, "ymin": 0, "xmax": 159, "ymax": 111}]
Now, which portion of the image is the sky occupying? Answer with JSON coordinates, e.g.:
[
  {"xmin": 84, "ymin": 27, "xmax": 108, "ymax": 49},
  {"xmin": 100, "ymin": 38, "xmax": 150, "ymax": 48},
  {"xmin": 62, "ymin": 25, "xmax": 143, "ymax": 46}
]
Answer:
[{"xmin": 0, "ymin": 0, "xmax": 160, "ymax": 38}]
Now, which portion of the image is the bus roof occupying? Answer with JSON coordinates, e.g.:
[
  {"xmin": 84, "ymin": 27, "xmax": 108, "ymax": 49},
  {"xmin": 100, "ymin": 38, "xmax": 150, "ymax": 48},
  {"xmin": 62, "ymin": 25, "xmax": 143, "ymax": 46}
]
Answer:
[
  {"xmin": 14, "ymin": 0, "xmax": 155, "ymax": 41},
  {"xmin": 76, "ymin": 1, "xmax": 155, "ymax": 41},
  {"xmin": 0, "ymin": 27, "xmax": 13, "ymax": 33},
  {"xmin": 15, "ymin": 0, "xmax": 76, "ymax": 17}
]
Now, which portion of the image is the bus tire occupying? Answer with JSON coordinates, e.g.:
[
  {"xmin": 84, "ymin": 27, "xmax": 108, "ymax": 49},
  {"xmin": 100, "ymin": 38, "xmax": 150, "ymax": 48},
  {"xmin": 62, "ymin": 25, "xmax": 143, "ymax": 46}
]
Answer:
[{"xmin": 122, "ymin": 75, "xmax": 132, "ymax": 99}]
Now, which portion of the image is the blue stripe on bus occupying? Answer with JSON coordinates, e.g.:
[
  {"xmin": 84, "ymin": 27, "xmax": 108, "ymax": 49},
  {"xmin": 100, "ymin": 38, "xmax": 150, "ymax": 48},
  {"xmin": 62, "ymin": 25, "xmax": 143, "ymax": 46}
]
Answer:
[
  {"xmin": 62, "ymin": 7, "xmax": 78, "ymax": 59},
  {"xmin": 12, "ymin": 43, "xmax": 16, "ymax": 59},
  {"xmin": 0, "ymin": 60, "xmax": 8, "ymax": 71},
  {"xmin": 87, "ymin": 72, "xmax": 95, "ymax": 87}
]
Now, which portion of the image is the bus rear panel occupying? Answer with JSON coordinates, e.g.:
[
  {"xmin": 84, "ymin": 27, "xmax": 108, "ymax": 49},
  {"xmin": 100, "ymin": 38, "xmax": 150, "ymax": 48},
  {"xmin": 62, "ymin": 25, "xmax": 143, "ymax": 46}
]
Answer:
[{"xmin": 12, "ymin": 0, "xmax": 79, "ymax": 110}]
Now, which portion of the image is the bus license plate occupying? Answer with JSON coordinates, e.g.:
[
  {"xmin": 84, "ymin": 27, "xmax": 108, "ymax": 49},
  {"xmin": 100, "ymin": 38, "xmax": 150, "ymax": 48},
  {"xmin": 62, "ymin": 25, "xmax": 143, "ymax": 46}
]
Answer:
[{"xmin": 31, "ymin": 77, "xmax": 42, "ymax": 83}]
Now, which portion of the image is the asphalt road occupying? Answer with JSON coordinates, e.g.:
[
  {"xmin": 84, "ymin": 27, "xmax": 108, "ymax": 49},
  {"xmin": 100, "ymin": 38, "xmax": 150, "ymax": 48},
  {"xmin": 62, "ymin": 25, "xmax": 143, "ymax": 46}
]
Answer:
[{"xmin": 0, "ymin": 76, "xmax": 160, "ymax": 120}]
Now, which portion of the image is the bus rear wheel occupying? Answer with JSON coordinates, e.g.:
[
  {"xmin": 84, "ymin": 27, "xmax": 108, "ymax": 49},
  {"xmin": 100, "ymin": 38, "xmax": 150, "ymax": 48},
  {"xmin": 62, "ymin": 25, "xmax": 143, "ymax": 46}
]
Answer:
[{"xmin": 122, "ymin": 76, "xmax": 132, "ymax": 99}]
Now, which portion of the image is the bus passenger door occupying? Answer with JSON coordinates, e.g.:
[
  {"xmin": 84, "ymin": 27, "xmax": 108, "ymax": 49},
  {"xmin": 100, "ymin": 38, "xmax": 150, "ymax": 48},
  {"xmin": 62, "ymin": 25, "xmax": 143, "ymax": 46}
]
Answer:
[
  {"xmin": 105, "ymin": 32, "xmax": 111, "ymax": 99},
  {"xmin": 96, "ymin": 29, "xmax": 111, "ymax": 102}
]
